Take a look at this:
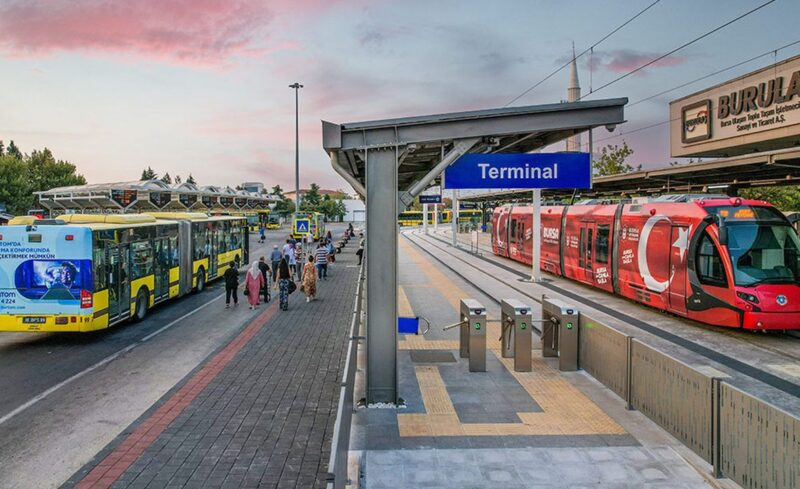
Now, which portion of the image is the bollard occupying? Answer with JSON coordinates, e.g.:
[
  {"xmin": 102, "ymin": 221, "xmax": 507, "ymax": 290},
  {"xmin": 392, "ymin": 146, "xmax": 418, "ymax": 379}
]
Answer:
[
  {"xmin": 460, "ymin": 299, "xmax": 486, "ymax": 372},
  {"xmin": 541, "ymin": 296, "xmax": 579, "ymax": 371},
  {"xmin": 501, "ymin": 299, "xmax": 532, "ymax": 372}
]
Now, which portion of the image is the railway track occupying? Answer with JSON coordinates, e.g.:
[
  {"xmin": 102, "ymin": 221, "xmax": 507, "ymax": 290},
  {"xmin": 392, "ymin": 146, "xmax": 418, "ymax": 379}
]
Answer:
[{"xmin": 403, "ymin": 230, "xmax": 800, "ymax": 399}]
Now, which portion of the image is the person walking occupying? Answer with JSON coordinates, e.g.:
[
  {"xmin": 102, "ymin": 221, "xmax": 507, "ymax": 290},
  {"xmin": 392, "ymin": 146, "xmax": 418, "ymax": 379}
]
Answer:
[
  {"xmin": 315, "ymin": 241, "xmax": 328, "ymax": 280},
  {"xmin": 286, "ymin": 241, "xmax": 297, "ymax": 279},
  {"xmin": 270, "ymin": 244, "xmax": 281, "ymax": 287},
  {"xmin": 278, "ymin": 256, "xmax": 292, "ymax": 311},
  {"xmin": 258, "ymin": 256, "xmax": 270, "ymax": 303},
  {"xmin": 245, "ymin": 262, "xmax": 264, "ymax": 310},
  {"xmin": 259, "ymin": 225, "xmax": 266, "ymax": 244},
  {"xmin": 302, "ymin": 254, "xmax": 317, "ymax": 302},
  {"xmin": 356, "ymin": 233, "xmax": 364, "ymax": 266},
  {"xmin": 325, "ymin": 230, "xmax": 333, "ymax": 245},
  {"xmin": 223, "ymin": 263, "xmax": 239, "ymax": 308}
]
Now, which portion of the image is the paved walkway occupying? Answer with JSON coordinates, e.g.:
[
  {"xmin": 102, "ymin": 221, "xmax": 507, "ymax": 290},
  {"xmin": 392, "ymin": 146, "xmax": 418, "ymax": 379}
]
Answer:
[
  {"xmin": 351, "ymin": 235, "xmax": 718, "ymax": 489},
  {"xmin": 62, "ymin": 247, "xmax": 360, "ymax": 489}
]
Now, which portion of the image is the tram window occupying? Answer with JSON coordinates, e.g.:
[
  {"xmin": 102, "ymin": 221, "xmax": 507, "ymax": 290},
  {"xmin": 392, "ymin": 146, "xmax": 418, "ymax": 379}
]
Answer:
[
  {"xmin": 578, "ymin": 228, "xmax": 585, "ymax": 268},
  {"xmin": 93, "ymin": 237, "xmax": 107, "ymax": 291},
  {"xmin": 131, "ymin": 241, "xmax": 153, "ymax": 280},
  {"xmin": 596, "ymin": 225, "xmax": 610, "ymax": 264},
  {"xmin": 696, "ymin": 232, "xmax": 727, "ymax": 287},
  {"xmin": 510, "ymin": 219, "xmax": 517, "ymax": 243},
  {"xmin": 587, "ymin": 229, "xmax": 593, "ymax": 267}
]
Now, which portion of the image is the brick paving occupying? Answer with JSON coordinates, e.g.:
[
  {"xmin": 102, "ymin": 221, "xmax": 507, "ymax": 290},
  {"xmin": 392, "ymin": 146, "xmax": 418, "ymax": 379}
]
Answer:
[{"xmin": 63, "ymin": 248, "xmax": 360, "ymax": 489}]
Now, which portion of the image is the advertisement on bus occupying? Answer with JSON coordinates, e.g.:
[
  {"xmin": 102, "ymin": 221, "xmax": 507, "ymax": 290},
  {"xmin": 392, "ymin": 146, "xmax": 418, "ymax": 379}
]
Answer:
[{"xmin": 0, "ymin": 226, "xmax": 93, "ymax": 316}]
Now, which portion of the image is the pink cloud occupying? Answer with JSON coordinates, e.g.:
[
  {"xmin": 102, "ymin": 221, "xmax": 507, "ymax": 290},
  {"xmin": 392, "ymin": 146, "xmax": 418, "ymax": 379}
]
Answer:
[
  {"xmin": 0, "ymin": 0, "xmax": 324, "ymax": 65},
  {"xmin": 591, "ymin": 49, "xmax": 686, "ymax": 75}
]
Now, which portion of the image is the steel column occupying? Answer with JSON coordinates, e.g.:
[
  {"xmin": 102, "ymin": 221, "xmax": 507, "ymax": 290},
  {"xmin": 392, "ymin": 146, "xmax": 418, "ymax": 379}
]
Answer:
[
  {"xmin": 532, "ymin": 188, "xmax": 542, "ymax": 282},
  {"xmin": 451, "ymin": 189, "xmax": 458, "ymax": 247},
  {"xmin": 422, "ymin": 203, "xmax": 428, "ymax": 233},
  {"xmin": 365, "ymin": 147, "xmax": 398, "ymax": 404}
]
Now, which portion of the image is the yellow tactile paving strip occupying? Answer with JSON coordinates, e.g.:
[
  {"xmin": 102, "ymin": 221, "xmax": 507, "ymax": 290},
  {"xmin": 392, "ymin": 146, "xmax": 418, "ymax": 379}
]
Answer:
[{"xmin": 397, "ymin": 237, "xmax": 626, "ymax": 437}]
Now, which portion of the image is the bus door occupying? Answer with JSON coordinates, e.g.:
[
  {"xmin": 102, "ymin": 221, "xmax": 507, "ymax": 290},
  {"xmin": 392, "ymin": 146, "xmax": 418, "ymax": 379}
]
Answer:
[
  {"xmin": 108, "ymin": 244, "xmax": 131, "ymax": 320},
  {"xmin": 153, "ymin": 238, "xmax": 169, "ymax": 300},
  {"xmin": 669, "ymin": 225, "xmax": 689, "ymax": 314},
  {"xmin": 209, "ymin": 226, "xmax": 219, "ymax": 278},
  {"xmin": 579, "ymin": 222, "xmax": 595, "ymax": 283}
]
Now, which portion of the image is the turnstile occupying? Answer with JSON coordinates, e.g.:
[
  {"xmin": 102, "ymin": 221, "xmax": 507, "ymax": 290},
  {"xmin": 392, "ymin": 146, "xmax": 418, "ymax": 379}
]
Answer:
[
  {"xmin": 459, "ymin": 299, "xmax": 486, "ymax": 372},
  {"xmin": 541, "ymin": 296, "xmax": 579, "ymax": 371},
  {"xmin": 500, "ymin": 299, "xmax": 532, "ymax": 372}
]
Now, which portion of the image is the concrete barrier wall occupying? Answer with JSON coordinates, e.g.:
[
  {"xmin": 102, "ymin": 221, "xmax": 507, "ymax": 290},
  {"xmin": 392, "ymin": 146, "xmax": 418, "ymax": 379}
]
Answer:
[
  {"xmin": 719, "ymin": 383, "xmax": 800, "ymax": 489},
  {"xmin": 630, "ymin": 340, "xmax": 713, "ymax": 463},
  {"xmin": 578, "ymin": 314, "xmax": 628, "ymax": 399}
]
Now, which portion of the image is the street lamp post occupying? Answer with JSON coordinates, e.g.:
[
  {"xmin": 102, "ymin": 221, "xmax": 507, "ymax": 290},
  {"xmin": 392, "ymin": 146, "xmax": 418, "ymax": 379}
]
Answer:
[{"xmin": 289, "ymin": 82, "xmax": 303, "ymax": 214}]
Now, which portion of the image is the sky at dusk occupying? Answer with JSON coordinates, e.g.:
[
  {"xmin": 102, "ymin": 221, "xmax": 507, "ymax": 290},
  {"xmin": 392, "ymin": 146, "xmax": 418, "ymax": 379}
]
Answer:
[{"xmin": 1, "ymin": 0, "xmax": 799, "ymax": 192}]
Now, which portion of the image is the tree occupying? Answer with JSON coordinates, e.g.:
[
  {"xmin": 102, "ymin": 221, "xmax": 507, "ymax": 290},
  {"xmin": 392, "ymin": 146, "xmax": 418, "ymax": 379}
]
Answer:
[
  {"xmin": 273, "ymin": 197, "xmax": 295, "ymax": 217},
  {"xmin": 0, "ymin": 155, "xmax": 34, "ymax": 214},
  {"xmin": 27, "ymin": 148, "xmax": 86, "ymax": 192},
  {"xmin": 175, "ymin": 175, "xmax": 182, "ymax": 184},
  {"xmin": 593, "ymin": 142, "xmax": 640, "ymax": 176},
  {"xmin": 141, "ymin": 166, "xmax": 157, "ymax": 180},
  {"xmin": 0, "ymin": 140, "xmax": 4, "ymax": 156},
  {"xmin": 271, "ymin": 185, "xmax": 285, "ymax": 199},
  {"xmin": 740, "ymin": 186, "xmax": 800, "ymax": 211},
  {"xmin": 6, "ymin": 140, "xmax": 22, "ymax": 160},
  {"xmin": 186, "ymin": 173, "xmax": 196, "ymax": 185},
  {"xmin": 300, "ymin": 183, "xmax": 322, "ymax": 211},
  {"xmin": 162, "ymin": 172, "xmax": 172, "ymax": 185}
]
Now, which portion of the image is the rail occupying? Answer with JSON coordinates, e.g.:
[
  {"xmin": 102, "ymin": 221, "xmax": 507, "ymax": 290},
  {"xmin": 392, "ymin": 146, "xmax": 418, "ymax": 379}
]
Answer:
[{"xmin": 326, "ymin": 250, "xmax": 365, "ymax": 489}]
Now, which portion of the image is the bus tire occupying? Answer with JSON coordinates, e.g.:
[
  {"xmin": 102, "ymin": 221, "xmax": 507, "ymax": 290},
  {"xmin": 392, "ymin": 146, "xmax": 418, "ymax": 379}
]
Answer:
[
  {"xmin": 133, "ymin": 289, "xmax": 149, "ymax": 322},
  {"xmin": 195, "ymin": 269, "xmax": 206, "ymax": 293}
]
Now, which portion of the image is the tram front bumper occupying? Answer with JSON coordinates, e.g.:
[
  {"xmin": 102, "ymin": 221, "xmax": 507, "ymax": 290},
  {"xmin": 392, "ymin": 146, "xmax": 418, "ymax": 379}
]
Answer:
[{"xmin": 742, "ymin": 311, "xmax": 800, "ymax": 330}]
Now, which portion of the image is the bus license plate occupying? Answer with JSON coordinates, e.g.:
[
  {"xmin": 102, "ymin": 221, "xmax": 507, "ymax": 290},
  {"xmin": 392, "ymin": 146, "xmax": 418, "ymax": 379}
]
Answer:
[{"xmin": 23, "ymin": 317, "xmax": 46, "ymax": 324}]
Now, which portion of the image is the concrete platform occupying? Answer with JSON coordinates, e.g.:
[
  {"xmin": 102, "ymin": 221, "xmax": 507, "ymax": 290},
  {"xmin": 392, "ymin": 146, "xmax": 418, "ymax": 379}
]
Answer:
[
  {"xmin": 350, "ymin": 235, "xmax": 725, "ymax": 489},
  {"xmin": 60, "ymin": 240, "xmax": 362, "ymax": 489}
]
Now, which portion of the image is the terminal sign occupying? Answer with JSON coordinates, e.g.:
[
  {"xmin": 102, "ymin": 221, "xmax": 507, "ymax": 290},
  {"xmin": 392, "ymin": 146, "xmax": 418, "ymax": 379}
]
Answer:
[{"xmin": 444, "ymin": 153, "xmax": 591, "ymax": 189}]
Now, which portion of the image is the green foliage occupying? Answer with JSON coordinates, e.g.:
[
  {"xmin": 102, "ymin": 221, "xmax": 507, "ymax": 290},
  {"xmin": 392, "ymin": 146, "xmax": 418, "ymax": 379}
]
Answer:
[
  {"xmin": 740, "ymin": 185, "xmax": 800, "ymax": 211},
  {"xmin": 0, "ymin": 140, "xmax": 4, "ymax": 156},
  {"xmin": 593, "ymin": 142, "xmax": 640, "ymax": 176},
  {"xmin": 175, "ymin": 175, "xmax": 182, "ymax": 184},
  {"xmin": 300, "ymin": 183, "xmax": 322, "ymax": 210},
  {"xmin": 141, "ymin": 166, "xmax": 158, "ymax": 180},
  {"xmin": 6, "ymin": 140, "xmax": 23, "ymax": 160},
  {"xmin": 273, "ymin": 197, "xmax": 295, "ymax": 217},
  {"xmin": 186, "ymin": 174, "xmax": 196, "ymax": 185},
  {"xmin": 161, "ymin": 172, "xmax": 172, "ymax": 185},
  {"xmin": 0, "ymin": 145, "xmax": 86, "ymax": 215},
  {"xmin": 270, "ymin": 185, "xmax": 284, "ymax": 199},
  {"xmin": 316, "ymin": 194, "xmax": 347, "ymax": 221}
]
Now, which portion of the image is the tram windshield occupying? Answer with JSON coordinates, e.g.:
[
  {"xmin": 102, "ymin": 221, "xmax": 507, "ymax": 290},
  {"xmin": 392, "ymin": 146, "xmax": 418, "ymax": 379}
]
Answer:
[{"xmin": 727, "ymin": 223, "xmax": 800, "ymax": 286}]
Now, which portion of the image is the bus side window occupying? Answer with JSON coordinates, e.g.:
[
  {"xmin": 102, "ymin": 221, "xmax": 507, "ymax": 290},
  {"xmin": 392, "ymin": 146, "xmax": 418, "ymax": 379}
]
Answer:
[
  {"xmin": 131, "ymin": 241, "xmax": 153, "ymax": 280},
  {"xmin": 596, "ymin": 225, "xmax": 610, "ymax": 264},
  {"xmin": 578, "ymin": 228, "xmax": 585, "ymax": 268}
]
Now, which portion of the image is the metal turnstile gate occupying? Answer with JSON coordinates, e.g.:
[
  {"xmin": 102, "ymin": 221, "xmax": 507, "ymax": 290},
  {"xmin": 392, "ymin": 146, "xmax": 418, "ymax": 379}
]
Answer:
[
  {"xmin": 500, "ymin": 299, "xmax": 533, "ymax": 372},
  {"xmin": 541, "ymin": 296, "xmax": 579, "ymax": 371},
  {"xmin": 459, "ymin": 299, "xmax": 486, "ymax": 372}
]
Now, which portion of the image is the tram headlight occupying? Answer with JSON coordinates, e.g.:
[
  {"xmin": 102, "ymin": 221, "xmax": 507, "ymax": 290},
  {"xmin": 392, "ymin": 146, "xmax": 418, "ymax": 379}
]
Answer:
[{"xmin": 736, "ymin": 291, "xmax": 759, "ymax": 304}]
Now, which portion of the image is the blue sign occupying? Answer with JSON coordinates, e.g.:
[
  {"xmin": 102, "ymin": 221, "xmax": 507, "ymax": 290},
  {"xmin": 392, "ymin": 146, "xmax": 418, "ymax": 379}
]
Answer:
[
  {"xmin": 295, "ymin": 219, "xmax": 309, "ymax": 233},
  {"xmin": 444, "ymin": 153, "xmax": 591, "ymax": 189},
  {"xmin": 419, "ymin": 194, "xmax": 442, "ymax": 204}
]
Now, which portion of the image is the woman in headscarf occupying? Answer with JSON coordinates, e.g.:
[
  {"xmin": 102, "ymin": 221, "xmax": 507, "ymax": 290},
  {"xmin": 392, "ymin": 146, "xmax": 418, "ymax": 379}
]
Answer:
[
  {"xmin": 302, "ymin": 254, "xmax": 317, "ymax": 302},
  {"xmin": 278, "ymin": 256, "xmax": 292, "ymax": 311},
  {"xmin": 245, "ymin": 261, "xmax": 264, "ymax": 310}
]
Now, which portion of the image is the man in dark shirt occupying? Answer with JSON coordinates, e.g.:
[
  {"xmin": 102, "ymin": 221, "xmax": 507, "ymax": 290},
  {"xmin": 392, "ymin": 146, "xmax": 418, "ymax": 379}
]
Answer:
[
  {"xmin": 223, "ymin": 263, "xmax": 239, "ymax": 308},
  {"xmin": 258, "ymin": 256, "xmax": 270, "ymax": 302}
]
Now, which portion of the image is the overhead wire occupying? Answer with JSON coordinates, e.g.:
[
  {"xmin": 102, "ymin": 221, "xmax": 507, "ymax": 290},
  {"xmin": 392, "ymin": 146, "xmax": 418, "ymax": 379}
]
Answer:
[{"xmin": 504, "ymin": 0, "xmax": 662, "ymax": 107}]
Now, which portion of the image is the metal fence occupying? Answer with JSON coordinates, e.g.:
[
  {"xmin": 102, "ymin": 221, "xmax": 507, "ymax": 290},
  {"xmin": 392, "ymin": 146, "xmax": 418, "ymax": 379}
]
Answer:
[
  {"xmin": 577, "ymin": 311, "xmax": 800, "ymax": 488},
  {"xmin": 326, "ymin": 256, "xmax": 365, "ymax": 489}
]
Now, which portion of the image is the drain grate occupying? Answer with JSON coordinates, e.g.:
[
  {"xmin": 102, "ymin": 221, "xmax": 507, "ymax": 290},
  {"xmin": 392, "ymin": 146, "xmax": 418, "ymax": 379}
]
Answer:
[{"xmin": 410, "ymin": 350, "xmax": 457, "ymax": 363}]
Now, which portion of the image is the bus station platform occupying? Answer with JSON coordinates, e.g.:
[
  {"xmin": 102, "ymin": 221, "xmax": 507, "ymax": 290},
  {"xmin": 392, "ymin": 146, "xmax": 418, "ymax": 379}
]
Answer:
[
  {"xmin": 348, "ymin": 234, "xmax": 723, "ymax": 489},
  {"xmin": 61, "ymin": 244, "xmax": 362, "ymax": 489}
]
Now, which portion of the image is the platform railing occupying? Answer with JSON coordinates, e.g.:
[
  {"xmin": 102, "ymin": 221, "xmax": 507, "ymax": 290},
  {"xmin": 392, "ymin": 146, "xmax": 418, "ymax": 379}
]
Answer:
[{"xmin": 326, "ymin": 251, "xmax": 365, "ymax": 489}]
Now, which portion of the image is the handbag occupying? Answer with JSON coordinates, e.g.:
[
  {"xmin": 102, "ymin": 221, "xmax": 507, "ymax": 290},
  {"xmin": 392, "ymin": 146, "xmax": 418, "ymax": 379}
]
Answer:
[{"xmin": 288, "ymin": 280, "xmax": 297, "ymax": 294}]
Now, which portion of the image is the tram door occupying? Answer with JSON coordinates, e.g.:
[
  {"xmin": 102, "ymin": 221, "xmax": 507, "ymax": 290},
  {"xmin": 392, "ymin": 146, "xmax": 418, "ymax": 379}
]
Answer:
[
  {"xmin": 669, "ymin": 226, "xmax": 688, "ymax": 314},
  {"xmin": 579, "ymin": 222, "xmax": 595, "ymax": 283}
]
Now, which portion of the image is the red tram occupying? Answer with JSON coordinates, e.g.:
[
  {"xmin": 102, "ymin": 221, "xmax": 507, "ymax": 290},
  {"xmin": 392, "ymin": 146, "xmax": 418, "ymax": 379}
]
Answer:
[{"xmin": 492, "ymin": 197, "xmax": 800, "ymax": 330}]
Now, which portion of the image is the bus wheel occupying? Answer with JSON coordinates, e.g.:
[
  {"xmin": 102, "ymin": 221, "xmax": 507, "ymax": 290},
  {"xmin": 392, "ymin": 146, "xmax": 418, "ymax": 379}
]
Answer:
[
  {"xmin": 196, "ymin": 269, "xmax": 206, "ymax": 293},
  {"xmin": 133, "ymin": 290, "xmax": 149, "ymax": 322}
]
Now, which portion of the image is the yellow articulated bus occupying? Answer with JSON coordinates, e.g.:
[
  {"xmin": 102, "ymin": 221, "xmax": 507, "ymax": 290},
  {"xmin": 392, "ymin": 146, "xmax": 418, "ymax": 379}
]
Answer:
[
  {"xmin": 0, "ymin": 212, "xmax": 247, "ymax": 333},
  {"xmin": 457, "ymin": 208, "xmax": 483, "ymax": 224},
  {"xmin": 291, "ymin": 212, "xmax": 325, "ymax": 240},
  {"xmin": 397, "ymin": 209, "xmax": 453, "ymax": 226}
]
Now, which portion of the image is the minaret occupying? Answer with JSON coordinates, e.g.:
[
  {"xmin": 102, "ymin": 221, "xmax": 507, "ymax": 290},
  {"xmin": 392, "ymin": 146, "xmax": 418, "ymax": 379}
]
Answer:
[{"xmin": 566, "ymin": 43, "xmax": 582, "ymax": 152}]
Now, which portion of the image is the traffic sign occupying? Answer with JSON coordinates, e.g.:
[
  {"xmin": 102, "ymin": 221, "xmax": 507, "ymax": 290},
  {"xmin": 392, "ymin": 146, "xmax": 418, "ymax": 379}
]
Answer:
[
  {"xmin": 295, "ymin": 219, "xmax": 310, "ymax": 233},
  {"xmin": 444, "ymin": 152, "xmax": 591, "ymax": 189},
  {"xmin": 419, "ymin": 194, "xmax": 442, "ymax": 204}
]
